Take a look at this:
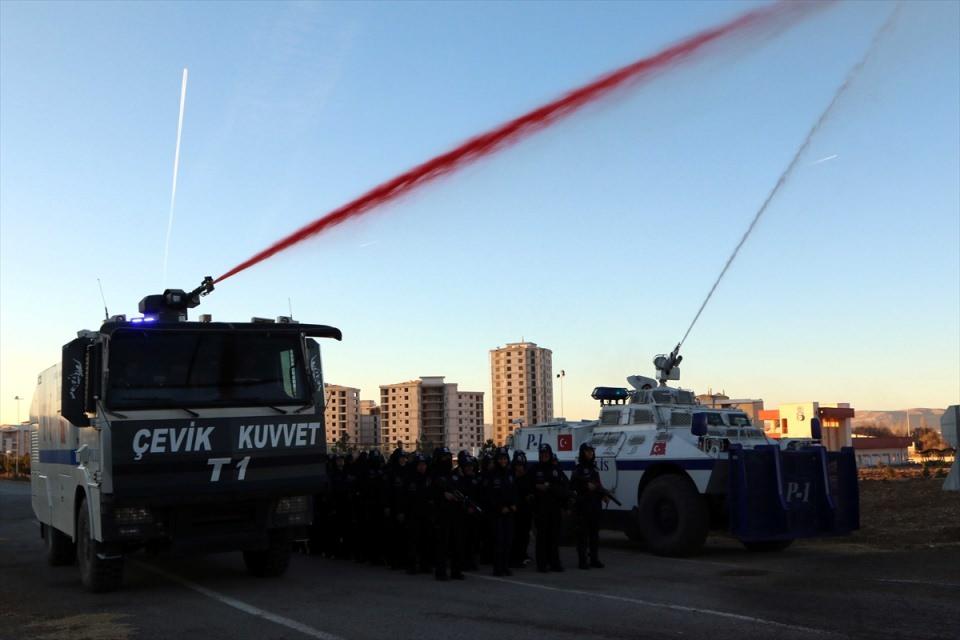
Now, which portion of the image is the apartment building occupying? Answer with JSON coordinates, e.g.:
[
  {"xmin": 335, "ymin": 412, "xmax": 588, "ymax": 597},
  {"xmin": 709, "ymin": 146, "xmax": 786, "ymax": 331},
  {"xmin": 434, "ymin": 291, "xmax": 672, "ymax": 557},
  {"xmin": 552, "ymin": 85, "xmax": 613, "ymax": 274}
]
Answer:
[
  {"xmin": 490, "ymin": 342, "xmax": 553, "ymax": 445},
  {"xmin": 359, "ymin": 400, "xmax": 380, "ymax": 449},
  {"xmin": 380, "ymin": 377, "xmax": 484, "ymax": 452},
  {"xmin": 324, "ymin": 384, "xmax": 361, "ymax": 446}
]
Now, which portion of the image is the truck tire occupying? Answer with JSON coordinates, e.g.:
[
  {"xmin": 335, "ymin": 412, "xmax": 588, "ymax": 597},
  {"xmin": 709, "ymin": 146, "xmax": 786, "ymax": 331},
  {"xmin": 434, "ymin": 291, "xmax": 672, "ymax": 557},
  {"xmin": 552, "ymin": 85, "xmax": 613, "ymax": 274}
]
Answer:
[
  {"xmin": 43, "ymin": 523, "xmax": 76, "ymax": 566},
  {"xmin": 76, "ymin": 500, "xmax": 124, "ymax": 592},
  {"xmin": 243, "ymin": 530, "xmax": 291, "ymax": 577},
  {"xmin": 742, "ymin": 539, "xmax": 793, "ymax": 552},
  {"xmin": 637, "ymin": 475, "xmax": 708, "ymax": 557}
]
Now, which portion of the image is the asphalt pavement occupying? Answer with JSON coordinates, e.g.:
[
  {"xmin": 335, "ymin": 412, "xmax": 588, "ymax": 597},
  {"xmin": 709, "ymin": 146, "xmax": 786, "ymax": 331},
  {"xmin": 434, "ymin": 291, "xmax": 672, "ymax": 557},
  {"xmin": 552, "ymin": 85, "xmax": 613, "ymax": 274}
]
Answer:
[{"xmin": 1, "ymin": 480, "xmax": 958, "ymax": 640}]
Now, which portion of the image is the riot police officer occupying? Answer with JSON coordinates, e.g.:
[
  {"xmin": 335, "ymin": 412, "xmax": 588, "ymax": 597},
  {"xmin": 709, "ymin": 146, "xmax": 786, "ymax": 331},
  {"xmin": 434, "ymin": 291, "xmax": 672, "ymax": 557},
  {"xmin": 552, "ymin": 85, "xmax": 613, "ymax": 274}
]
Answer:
[
  {"xmin": 402, "ymin": 453, "xmax": 432, "ymax": 574},
  {"xmin": 431, "ymin": 447, "xmax": 464, "ymax": 581},
  {"xmin": 532, "ymin": 443, "xmax": 569, "ymax": 572},
  {"xmin": 385, "ymin": 447, "xmax": 409, "ymax": 570},
  {"xmin": 571, "ymin": 442, "xmax": 609, "ymax": 569},
  {"xmin": 454, "ymin": 451, "xmax": 482, "ymax": 571},
  {"xmin": 486, "ymin": 447, "xmax": 517, "ymax": 576},
  {"xmin": 361, "ymin": 449, "xmax": 387, "ymax": 564},
  {"xmin": 510, "ymin": 450, "xmax": 533, "ymax": 568}
]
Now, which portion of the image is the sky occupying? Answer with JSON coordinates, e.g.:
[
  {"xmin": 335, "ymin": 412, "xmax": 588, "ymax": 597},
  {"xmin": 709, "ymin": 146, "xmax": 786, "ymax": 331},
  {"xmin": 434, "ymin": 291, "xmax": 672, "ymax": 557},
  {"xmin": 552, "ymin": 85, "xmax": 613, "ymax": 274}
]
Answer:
[{"xmin": 1, "ymin": 0, "xmax": 958, "ymax": 427}]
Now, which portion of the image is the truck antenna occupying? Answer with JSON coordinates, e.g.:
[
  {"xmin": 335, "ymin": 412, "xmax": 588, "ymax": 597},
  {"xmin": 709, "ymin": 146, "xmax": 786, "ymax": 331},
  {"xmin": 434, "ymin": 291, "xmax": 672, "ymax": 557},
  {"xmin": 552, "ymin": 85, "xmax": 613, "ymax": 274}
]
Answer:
[
  {"xmin": 288, "ymin": 297, "xmax": 293, "ymax": 319},
  {"xmin": 97, "ymin": 278, "xmax": 109, "ymax": 321}
]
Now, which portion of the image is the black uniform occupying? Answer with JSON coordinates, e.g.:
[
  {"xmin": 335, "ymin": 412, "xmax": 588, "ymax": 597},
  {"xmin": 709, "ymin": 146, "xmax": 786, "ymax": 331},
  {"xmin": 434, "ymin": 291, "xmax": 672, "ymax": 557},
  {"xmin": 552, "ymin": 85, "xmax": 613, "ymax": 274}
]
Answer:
[
  {"xmin": 510, "ymin": 451, "xmax": 533, "ymax": 567},
  {"xmin": 454, "ymin": 452, "xmax": 482, "ymax": 571},
  {"xmin": 431, "ymin": 448, "xmax": 464, "ymax": 580},
  {"xmin": 360, "ymin": 450, "xmax": 387, "ymax": 564},
  {"xmin": 327, "ymin": 455, "xmax": 352, "ymax": 558},
  {"xmin": 570, "ymin": 443, "xmax": 606, "ymax": 569},
  {"xmin": 478, "ymin": 453, "xmax": 495, "ymax": 564},
  {"xmin": 384, "ymin": 448, "xmax": 409, "ymax": 570},
  {"xmin": 401, "ymin": 455, "xmax": 433, "ymax": 574},
  {"xmin": 486, "ymin": 448, "xmax": 517, "ymax": 576},
  {"xmin": 532, "ymin": 443, "xmax": 569, "ymax": 572}
]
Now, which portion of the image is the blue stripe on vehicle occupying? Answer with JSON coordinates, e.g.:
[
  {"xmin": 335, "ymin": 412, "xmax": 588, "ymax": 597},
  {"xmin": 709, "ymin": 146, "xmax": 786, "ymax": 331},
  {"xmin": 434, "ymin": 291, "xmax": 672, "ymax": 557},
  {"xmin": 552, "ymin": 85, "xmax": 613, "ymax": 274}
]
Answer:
[
  {"xmin": 38, "ymin": 449, "xmax": 77, "ymax": 465},
  {"xmin": 616, "ymin": 458, "xmax": 715, "ymax": 471}
]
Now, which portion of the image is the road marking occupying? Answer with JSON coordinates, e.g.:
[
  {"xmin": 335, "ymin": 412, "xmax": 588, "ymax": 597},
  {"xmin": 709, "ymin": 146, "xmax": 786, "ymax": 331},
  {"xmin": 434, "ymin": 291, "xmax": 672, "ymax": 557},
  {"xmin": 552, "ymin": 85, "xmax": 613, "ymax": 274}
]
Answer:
[
  {"xmin": 135, "ymin": 562, "xmax": 343, "ymax": 640},
  {"xmin": 475, "ymin": 574, "xmax": 842, "ymax": 637},
  {"xmin": 876, "ymin": 578, "xmax": 960, "ymax": 588}
]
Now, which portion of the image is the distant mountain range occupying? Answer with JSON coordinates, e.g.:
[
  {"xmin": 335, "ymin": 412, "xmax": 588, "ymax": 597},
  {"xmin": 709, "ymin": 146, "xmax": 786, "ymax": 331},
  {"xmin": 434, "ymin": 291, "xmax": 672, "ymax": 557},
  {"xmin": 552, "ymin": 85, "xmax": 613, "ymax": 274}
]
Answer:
[{"xmin": 853, "ymin": 409, "xmax": 946, "ymax": 435}]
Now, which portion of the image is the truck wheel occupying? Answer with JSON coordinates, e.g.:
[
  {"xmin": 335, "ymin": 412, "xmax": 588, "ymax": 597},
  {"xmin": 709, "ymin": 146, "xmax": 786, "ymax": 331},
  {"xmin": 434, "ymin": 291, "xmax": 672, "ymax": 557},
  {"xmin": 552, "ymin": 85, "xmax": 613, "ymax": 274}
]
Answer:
[
  {"xmin": 76, "ymin": 500, "xmax": 124, "ymax": 592},
  {"xmin": 43, "ymin": 523, "xmax": 76, "ymax": 566},
  {"xmin": 637, "ymin": 475, "xmax": 708, "ymax": 557},
  {"xmin": 742, "ymin": 539, "xmax": 793, "ymax": 552},
  {"xmin": 243, "ymin": 530, "xmax": 291, "ymax": 577}
]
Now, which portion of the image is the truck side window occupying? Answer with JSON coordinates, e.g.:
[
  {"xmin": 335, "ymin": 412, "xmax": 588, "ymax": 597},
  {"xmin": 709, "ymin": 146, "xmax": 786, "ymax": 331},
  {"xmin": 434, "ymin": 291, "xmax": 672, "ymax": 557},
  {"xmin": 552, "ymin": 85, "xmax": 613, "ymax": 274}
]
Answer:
[
  {"xmin": 280, "ymin": 349, "xmax": 298, "ymax": 399},
  {"xmin": 707, "ymin": 413, "xmax": 724, "ymax": 426}
]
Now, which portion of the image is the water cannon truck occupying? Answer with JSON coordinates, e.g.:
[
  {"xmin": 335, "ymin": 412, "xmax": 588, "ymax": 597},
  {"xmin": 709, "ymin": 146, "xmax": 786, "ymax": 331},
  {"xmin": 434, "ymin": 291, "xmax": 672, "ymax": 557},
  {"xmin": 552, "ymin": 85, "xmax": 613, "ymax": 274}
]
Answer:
[{"xmin": 29, "ymin": 278, "xmax": 341, "ymax": 591}]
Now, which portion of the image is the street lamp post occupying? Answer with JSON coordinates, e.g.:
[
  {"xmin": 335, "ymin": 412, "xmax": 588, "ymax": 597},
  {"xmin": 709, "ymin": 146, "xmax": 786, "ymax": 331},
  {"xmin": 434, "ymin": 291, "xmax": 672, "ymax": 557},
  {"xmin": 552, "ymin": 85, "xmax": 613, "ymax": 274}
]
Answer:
[
  {"xmin": 13, "ymin": 396, "xmax": 24, "ymax": 478},
  {"xmin": 556, "ymin": 370, "xmax": 565, "ymax": 419}
]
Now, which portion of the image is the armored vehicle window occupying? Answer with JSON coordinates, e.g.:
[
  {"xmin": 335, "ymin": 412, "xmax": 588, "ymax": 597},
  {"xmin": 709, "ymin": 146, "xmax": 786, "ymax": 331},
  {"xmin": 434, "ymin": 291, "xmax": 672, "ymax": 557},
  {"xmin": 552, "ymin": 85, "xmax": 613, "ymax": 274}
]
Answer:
[
  {"xmin": 706, "ymin": 413, "xmax": 724, "ymax": 426},
  {"xmin": 670, "ymin": 412, "xmax": 692, "ymax": 427},
  {"xmin": 676, "ymin": 390, "xmax": 695, "ymax": 404},
  {"xmin": 728, "ymin": 413, "xmax": 752, "ymax": 427},
  {"xmin": 107, "ymin": 330, "xmax": 309, "ymax": 410},
  {"xmin": 651, "ymin": 390, "xmax": 673, "ymax": 404},
  {"xmin": 600, "ymin": 410, "xmax": 621, "ymax": 426},
  {"xmin": 630, "ymin": 409, "xmax": 654, "ymax": 424}
]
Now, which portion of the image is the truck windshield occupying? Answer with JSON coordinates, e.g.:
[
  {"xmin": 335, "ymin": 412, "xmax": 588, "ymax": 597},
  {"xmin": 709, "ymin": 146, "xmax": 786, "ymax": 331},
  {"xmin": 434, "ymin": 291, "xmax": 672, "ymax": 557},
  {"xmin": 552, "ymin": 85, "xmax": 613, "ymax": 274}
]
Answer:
[{"xmin": 106, "ymin": 330, "xmax": 310, "ymax": 410}]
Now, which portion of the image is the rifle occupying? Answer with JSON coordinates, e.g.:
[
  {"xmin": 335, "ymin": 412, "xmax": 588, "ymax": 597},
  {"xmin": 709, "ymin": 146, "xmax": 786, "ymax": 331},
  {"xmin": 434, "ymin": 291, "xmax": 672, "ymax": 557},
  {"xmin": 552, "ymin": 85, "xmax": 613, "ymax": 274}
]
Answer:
[
  {"xmin": 452, "ymin": 490, "xmax": 484, "ymax": 515},
  {"xmin": 599, "ymin": 488, "xmax": 622, "ymax": 507}
]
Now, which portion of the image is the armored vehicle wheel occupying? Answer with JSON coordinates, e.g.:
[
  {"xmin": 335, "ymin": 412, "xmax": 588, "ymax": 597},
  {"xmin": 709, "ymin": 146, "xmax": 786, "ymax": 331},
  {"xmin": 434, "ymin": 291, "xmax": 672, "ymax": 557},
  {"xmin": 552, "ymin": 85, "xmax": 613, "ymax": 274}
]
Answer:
[
  {"xmin": 637, "ymin": 475, "xmax": 708, "ymax": 557},
  {"xmin": 624, "ymin": 510, "xmax": 644, "ymax": 544},
  {"xmin": 77, "ymin": 500, "xmax": 124, "ymax": 592},
  {"xmin": 243, "ymin": 530, "xmax": 291, "ymax": 577},
  {"xmin": 43, "ymin": 523, "xmax": 76, "ymax": 566},
  {"xmin": 742, "ymin": 539, "xmax": 793, "ymax": 552}
]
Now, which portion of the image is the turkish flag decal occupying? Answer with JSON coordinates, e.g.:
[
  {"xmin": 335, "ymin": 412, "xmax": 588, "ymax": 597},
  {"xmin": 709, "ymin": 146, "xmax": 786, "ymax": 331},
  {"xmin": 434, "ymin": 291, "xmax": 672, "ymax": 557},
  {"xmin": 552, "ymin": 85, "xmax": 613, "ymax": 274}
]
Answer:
[
  {"xmin": 650, "ymin": 441, "xmax": 667, "ymax": 456},
  {"xmin": 557, "ymin": 434, "xmax": 573, "ymax": 451}
]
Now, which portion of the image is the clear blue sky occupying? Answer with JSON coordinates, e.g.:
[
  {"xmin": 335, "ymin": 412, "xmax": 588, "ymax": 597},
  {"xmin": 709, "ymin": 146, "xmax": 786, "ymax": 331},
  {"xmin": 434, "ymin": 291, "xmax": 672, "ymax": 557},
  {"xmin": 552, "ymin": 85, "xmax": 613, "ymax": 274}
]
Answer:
[{"xmin": 1, "ymin": 0, "xmax": 957, "ymax": 426}]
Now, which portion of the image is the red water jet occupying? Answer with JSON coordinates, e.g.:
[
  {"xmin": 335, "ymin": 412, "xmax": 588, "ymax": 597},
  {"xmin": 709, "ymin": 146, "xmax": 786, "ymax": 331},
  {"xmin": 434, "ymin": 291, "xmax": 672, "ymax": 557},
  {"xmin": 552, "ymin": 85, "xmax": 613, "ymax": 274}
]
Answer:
[{"xmin": 215, "ymin": 0, "xmax": 830, "ymax": 284}]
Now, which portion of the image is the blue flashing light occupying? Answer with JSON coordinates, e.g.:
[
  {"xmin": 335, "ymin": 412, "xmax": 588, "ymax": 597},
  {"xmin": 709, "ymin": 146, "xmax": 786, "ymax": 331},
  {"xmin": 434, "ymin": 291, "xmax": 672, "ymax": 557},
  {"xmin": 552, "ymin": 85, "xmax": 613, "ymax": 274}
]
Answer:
[
  {"xmin": 591, "ymin": 386, "xmax": 629, "ymax": 402},
  {"xmin": 130, "ymin": 317, "xmax": 144, "ymax": 324},
  {"xmin": 143, "ymin": 316, "xmax": 156, "ymax": 322}
]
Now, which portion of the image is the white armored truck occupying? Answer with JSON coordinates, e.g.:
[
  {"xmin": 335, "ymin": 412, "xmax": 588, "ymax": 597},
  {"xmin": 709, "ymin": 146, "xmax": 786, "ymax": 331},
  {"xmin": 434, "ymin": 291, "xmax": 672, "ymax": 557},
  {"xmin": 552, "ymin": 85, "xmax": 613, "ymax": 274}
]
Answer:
[
  {"xmin": 29, "ymin": 279, "xmax": 341, "ymax": 591},
  {"xmin": 510, "ymin": 350, "xmax": 860, "ymax": 556}
]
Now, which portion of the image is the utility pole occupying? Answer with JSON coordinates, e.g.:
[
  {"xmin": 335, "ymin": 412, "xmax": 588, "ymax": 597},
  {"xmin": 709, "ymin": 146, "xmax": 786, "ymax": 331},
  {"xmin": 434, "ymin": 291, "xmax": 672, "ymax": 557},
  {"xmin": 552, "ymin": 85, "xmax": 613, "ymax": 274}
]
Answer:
[{"xmin": 14, "ymin": 395, "xmax": 22, "ymax": 424}]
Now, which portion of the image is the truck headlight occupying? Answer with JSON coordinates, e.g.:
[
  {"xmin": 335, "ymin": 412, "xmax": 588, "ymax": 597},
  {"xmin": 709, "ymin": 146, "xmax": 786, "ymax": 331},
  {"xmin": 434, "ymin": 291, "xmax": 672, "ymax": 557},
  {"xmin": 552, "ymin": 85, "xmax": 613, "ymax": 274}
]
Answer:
[
  {"xmin": 274, "ymin": 496, "xmax": 309, "ymax": 515},
  {"xmin": 114, "ymin": 506, "xmax": 153, "ymax": 524}
]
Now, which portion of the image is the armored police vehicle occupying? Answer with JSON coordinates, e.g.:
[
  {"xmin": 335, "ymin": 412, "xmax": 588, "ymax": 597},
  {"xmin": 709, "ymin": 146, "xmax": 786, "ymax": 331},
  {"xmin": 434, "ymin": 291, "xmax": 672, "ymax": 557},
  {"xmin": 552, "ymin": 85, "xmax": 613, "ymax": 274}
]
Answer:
[
  {"xmin": 510, "ymin": 350, "xmax": 859, "ymax": 556},
  {"xmin": 29, "ymin": 279, "xmax": 341, "ymax": 591}
]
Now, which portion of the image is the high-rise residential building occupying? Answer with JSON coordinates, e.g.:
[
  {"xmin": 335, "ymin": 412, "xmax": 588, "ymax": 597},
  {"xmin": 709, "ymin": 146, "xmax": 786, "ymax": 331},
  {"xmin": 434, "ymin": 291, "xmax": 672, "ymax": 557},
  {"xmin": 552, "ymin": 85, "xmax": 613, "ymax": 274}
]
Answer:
[
  {"xmin": 490, "ymin": 342, "xmax": 553, "ymax": 445},
  {"xmin": 324, "ymin": 384, "xmax": 360, "ymax": 446},
  {"xmin": 379, "ymin": 377, "xmax": 484, "ymax": 452},
  {"xmin": 359, "ymin": 400, "xmax": 380, "ymax": 448}
]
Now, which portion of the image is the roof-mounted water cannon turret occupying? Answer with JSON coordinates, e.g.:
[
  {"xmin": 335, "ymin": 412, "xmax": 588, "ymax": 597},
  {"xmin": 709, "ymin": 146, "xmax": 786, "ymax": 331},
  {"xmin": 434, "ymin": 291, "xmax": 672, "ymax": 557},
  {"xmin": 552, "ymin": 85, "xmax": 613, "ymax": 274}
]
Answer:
[
  {"xmin": 138, "ymin": 276, "xmax": 214, "ymax": 322},
  {"xmin": 653, "ymin": 343, "xmax": 682, "ymax": 386}
]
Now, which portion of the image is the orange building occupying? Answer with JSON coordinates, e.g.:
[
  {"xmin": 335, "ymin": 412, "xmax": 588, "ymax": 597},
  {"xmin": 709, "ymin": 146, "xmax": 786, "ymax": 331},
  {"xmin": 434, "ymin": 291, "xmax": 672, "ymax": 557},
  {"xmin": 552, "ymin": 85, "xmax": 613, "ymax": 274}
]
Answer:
[{"xmin": 758, "ymin": 403, "xmax": 854, "ymax": 451}]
